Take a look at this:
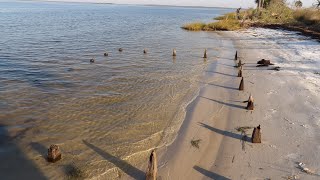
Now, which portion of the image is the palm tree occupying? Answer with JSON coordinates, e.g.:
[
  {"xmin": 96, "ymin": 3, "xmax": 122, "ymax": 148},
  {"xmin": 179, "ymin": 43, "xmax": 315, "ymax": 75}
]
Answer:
[
  {"xmin": 255, "ymin": 0, "xmax": 271, "ymax": 8},
  {"xmin": 316, "ymin": 0, "xmax": 320, "ymax": 8},
  {"xmin": 295, "ymin": 0, "xmax": 303, "ymax": 8}
]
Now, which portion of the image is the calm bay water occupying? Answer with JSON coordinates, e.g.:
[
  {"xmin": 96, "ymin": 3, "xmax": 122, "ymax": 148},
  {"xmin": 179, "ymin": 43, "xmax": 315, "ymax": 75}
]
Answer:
[{"xmin": 0, "ymin": 1, "xmax": 233, "ymax": 178}]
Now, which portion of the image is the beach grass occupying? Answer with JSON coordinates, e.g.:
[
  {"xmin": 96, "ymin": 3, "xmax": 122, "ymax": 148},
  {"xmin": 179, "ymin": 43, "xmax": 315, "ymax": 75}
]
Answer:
[
  {"xmin": 182, "ymin": 22, "xmax": 206, "ymax": 31},
  {"xmin": 235, "ymin": 126, "xmax": 253, "ymax": 134},
  {"xmin": 182, "ymin": 19, "xmax": 241, "ymax": 31},
  {"xmin": 182, "ymin": 2, "xmax": 320, "ymax": 33},
  {"xmin": 293, "ymin": 9, "xmax": 320, "ymax": 26}
]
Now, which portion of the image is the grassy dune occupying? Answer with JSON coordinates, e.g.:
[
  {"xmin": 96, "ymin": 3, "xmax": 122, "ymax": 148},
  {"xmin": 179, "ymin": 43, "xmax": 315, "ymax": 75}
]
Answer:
[{"xmin": 182, "ymin": 2, "xmax": 320, "ymax": 34}]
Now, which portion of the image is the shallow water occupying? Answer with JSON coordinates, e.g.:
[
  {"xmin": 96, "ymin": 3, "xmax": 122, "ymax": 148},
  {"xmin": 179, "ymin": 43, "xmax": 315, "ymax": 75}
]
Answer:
[{"xmin": 0, "ymin": 1, "xmax": 233, "ymax": 178}]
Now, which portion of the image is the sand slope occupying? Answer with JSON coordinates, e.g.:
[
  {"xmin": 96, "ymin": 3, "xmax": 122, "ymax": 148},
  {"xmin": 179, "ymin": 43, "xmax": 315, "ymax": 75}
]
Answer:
[{"xmin": 158, "ymin": 28, "xmax": 320, "ymax": 180}]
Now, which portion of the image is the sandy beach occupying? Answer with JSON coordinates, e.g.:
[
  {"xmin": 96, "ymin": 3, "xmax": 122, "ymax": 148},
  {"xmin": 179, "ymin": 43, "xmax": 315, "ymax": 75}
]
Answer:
[{"xmin": 158, "ymin": 28, "xmax": 320, "ymax": 180}]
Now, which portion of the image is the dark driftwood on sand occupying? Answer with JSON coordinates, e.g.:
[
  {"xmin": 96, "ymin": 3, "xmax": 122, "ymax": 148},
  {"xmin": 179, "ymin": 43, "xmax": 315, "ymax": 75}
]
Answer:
[{"xmin": 257, "ymin": 59, "xmax": 274, "ymax": 67}]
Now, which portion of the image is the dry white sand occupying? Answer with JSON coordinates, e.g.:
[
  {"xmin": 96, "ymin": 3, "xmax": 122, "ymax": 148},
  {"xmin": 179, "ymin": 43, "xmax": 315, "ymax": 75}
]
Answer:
[{"xmin": 157, "ymin": 28, "xmax": 320, "ymax": 180}]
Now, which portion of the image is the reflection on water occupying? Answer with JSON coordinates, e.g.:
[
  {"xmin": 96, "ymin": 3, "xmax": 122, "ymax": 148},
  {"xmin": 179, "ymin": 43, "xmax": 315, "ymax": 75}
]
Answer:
[{"xmin": 0, "ymin": 1, "xmax": 233, "ymax": 178}]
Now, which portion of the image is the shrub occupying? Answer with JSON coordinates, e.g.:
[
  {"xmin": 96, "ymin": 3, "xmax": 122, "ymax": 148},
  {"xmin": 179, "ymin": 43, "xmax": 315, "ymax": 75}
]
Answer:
[
  {"xmin": 181, "ymin": 22, "xmax": 206, "ymax": 31},
  {"xmin": 294, "ymin": 9, "xmax": 320, "ymax": 25}
]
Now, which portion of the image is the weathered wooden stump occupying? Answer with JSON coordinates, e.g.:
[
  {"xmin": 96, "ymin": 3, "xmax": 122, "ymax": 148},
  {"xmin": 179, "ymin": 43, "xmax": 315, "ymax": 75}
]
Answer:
[
  {"xmin": 90, "ymin": 58, "xmax": 95, "ymax": 63},
  {"xmin": 118, "ymin": 48, "xmax": 123, "ymax": 52},
  {"xmin": 246, "ymin": 95, "xmax": 254, "ymax": 110},
  {"xmin": 237, "ymin": 60, "xmax": 242, "ymax": 68},
  {"xmin": 146, "ymin": 150, "xmax": 157, "ymax": 180},
  {"xmin": 172, "ymin": 49, "xmax": 176, "ymax": 57},
  {"xmin": 238, "ymin": 66, "xmax": 243, "ymax": 77},
  {"xmin": 235, "ymin": 51, "xmax": 238, "ymax": 60},
  {"xmin": 47, "ymin": 144, "xmax": 62, "ymax": 163},
  {"xmin": 251, "ymin": 125, "xmax": 261, "ymax": 143},
  {"xmin": 104, "ymin": 52, "xmax": 108, "ymax": 56},
  {"xmin": 203, "ymin": 49, "xmax": 207, "ymax": 58},
  {"xmin": 239, "ymin": 77, "xmax": 244, "ymax": 91},
  {"xmin": 143, "ymin": 49, "xmax": 147, "ymax": 54}
]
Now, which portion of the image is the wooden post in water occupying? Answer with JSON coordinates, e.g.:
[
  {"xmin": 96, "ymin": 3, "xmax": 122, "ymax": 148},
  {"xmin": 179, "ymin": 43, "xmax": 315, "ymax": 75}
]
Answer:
[
  {"xmin": 239, "ymin": 77, "xmax": 244, "ymax": 91},
  {"xmin": 90, "ymin": 57, "xmax": 95, "ymax": 63},
  {"xmin": 47, "ymin": 144, "xmax": 62, "ymax": 163},
  {"xmin": 118, "ymin": 48, "xmax": 123, "ymax": 52},
  {"xmin": 235, "ymin": 51, "xmax": 238, "ymax": 60},
  {"xmin": 172, "ymin": 49, "xmax": 177, "ymax": 57},
  {"xmin": 246, "ymin": 95, "xmax": 254, "ymax": 110},
  {"xmin": 144, "ymin": 49, "xmax": 147, "ymax": 54},
  {"xmin": 203, "ymin": 49, "xmax": 207, "ymax": 58},
  {"xmin": 252, "ymin": 125, "xmax": 261, "ymax": 143},
  {"xmin": 146, "ymin": 150, "xmax": 157, "ymax": 180},
  {"xmin": 104, "ymin": 52, "xmax": 108, "ymax": 56}
]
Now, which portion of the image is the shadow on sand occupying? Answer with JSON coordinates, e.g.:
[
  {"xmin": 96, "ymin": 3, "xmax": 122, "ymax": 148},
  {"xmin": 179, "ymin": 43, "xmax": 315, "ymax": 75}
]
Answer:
[
  {"xmin": 200, "ymin": 96, "xmax": 245, "ymax": 110},
  {"xmin": 82, "ymin": 140, "xmax": 145, "ymax": 179},
  {"xmin": 0, "ymin": 125, "xmax": 47, "ymax": 179},
  {"xmin": 206, "ymin": 82, "xmax": 238, "ymax": 91},
  {"xmin": 206, "ymin": 71, "xmax": 237, "ymax": 77},
  {"xmin": 30, "ymin": 142, "xmax": 47, "ymax": 160},
  {"xmin": 198, "ymin": 122, "xmax": 250, "ymax": 142},
  {"xmin": 193, "ymin": 165, "xmax": 231, "ymax": 180}
]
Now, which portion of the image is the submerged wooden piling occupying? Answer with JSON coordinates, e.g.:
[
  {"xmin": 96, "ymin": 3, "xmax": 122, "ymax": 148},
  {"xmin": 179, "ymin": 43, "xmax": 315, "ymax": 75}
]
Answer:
[
  {"xmin": 143, "ymin": 49, "xmax": 147, "ymax": 54},
  {"xmin": 47, "ymin": 144, "xmax": 62, "ymax": 163},
  {"xmin": 146, "ymin": 150, "xmax": 157, "ymax": 180},
  {"xmin": 172, "ymin": 49, "xmax": 177, "ymax": 57},
  {"xmin": 239, "ymin": 77, "xmax": 244, "ymax": 91},
  {"xmin": 235, "ymin": 51, "xmax": 238, "ymax": 60},
  {"xmin": 246, "ymin": 95, "xmax": 254, "ymax": 110},
  {"xmin": 252, "ymin": 125, "xmax": 261, "ymax": 143},
  {"xmin": 203, "ymin": 49, "xmax": 207, "ymax": 58}
]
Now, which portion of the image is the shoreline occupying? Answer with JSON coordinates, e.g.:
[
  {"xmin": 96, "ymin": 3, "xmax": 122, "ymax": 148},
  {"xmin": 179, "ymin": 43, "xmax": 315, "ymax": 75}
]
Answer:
[
  {"xmin": 158, "ymin": 32, "xmax": 239, "ymax": 179},
  {"xmin": 157, "ymin": 28, "xmax": 320, "ymax": 179}
]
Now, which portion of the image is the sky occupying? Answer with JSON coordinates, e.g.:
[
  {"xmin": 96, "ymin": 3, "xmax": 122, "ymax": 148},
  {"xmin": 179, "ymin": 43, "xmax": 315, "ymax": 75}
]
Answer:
[{"xmin": 22, "ymin": 0, "xmax": 317, "ymax": 8}]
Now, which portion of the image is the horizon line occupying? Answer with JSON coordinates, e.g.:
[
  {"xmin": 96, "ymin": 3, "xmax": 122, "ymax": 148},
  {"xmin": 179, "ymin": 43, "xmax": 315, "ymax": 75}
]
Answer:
[{"xmin": 18, "ymin": 0, "xmax": 239, "ymax": 9}]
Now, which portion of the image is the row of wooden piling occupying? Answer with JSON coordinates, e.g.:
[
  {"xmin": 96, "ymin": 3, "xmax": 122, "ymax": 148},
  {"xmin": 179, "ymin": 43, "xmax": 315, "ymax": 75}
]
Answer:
[
  {"xmin": 45, "ymin": 50, "xmax": 260, "ymax": 180},
  {"xmin": 235, "ymin": 51, "xmax": 261, "ymax": 143},
  {"xmin": 89, "ymin": 48, "xmax": 209, "ymax": 63}
]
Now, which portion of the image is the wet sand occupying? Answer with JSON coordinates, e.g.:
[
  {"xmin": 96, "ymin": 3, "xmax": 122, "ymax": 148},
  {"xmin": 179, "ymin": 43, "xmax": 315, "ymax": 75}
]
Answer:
[{"xmin": 157, "ymin": 29, "xmax": 320, "ymax": 180}]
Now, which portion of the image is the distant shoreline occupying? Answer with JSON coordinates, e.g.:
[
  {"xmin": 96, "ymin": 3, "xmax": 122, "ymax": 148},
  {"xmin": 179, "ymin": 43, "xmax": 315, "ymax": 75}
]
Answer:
[{"xmin": 17, "ymin": 0, "xmax": 237, "ymax": 9}]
